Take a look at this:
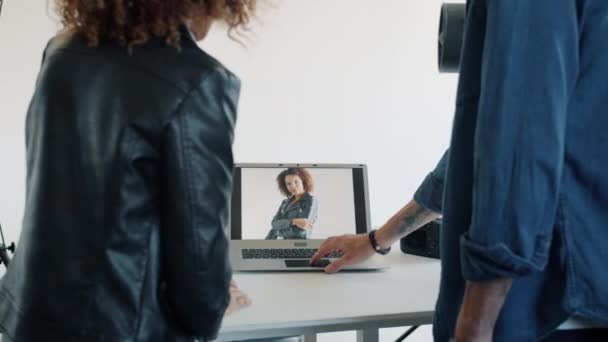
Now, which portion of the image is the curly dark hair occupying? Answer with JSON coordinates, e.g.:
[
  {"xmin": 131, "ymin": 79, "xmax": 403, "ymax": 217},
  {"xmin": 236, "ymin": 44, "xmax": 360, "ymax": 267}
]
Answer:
[
  {"xmin": 55, "ymin": 0, "xmax": 256, "ymax": 48},
  {"xmin": 276, "ymin": 168, "xmax": 314, "ymax": 198}
]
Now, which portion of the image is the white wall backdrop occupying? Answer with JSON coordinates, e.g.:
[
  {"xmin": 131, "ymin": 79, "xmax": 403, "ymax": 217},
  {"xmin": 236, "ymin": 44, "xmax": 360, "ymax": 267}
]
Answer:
[
  {"xmin": 0, "ymin": 1, "xmax": 58, "ymax": 246},
  {"xmin": 0, "ymin": 1, "xmax": 462, "ymax": 340},
  {"xmin": 203, "ymin": 0, "xmax": 458, "ymax": 230}
]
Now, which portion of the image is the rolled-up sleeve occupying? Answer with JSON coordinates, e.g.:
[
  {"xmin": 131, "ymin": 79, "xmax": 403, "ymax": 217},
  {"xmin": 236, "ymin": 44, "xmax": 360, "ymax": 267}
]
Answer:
[
  {"xmin": 460, "ymin": 0, "xmax": 579, "ymax": 281},
  {"xmin": 414, "ymin": 150, "xmax": 448, "ymax": 214}
]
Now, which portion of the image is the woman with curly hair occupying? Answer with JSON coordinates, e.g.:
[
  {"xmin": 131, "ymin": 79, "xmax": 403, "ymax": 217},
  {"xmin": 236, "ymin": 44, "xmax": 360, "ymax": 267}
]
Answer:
[
  {"xmin": 266, "ymin": 168, "xmax": 319, "ymax": 240},
  {"xmin": 0, "ymin": 1, "xmax": 255, "ymax": 341}
]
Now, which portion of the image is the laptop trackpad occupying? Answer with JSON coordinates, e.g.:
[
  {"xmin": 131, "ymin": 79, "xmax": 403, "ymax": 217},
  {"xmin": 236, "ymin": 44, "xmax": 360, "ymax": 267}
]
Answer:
[{"xmin": 285, "ymin": 259, "xmax": 331, "ymax": 268}]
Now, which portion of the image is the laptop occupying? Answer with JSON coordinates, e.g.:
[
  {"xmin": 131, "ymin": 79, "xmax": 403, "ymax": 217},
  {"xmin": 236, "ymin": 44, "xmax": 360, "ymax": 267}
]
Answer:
[{"xmin": 228, "ymin": 163, "xmax": 389, "ymax": 271}]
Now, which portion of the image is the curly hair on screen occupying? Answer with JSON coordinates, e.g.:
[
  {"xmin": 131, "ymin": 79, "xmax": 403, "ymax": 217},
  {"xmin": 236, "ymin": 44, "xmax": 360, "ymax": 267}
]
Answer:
[
  {"xmin": 276, "ymin": 168, "xmax": 314, "ymax": 197},
  {"xmin": 55, "ymin": 0, "xmax": 256, "ymax": 48}
]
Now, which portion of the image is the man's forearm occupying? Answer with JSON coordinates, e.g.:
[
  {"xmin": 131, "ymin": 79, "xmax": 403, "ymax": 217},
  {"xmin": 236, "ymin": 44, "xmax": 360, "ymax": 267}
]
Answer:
[
  {"xmin": 375, "ymin": 199, "xmax": 439, "ymax": 249},
  {"xmin": 455, "ymin": 279, "xmax": 513, "ymax": 341}
]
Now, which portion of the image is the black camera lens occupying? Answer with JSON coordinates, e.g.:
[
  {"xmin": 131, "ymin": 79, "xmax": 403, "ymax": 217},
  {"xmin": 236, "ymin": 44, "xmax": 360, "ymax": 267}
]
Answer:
[{"xmin": 438, "ymin": 3, "xmax": 466, "ymax": 73}]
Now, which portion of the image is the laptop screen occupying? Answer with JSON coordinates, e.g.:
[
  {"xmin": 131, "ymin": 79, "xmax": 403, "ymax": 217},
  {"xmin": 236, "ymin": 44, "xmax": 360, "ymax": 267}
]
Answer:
[{"xmin": 230, "ymin": 164, "xmax": 371, "ymax": 240}]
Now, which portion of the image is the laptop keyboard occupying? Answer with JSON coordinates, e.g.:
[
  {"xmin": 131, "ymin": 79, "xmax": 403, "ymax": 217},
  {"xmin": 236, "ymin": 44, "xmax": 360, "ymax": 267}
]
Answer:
[{"xmin": 241, "ymin": 248, "xmax": 343, "ymax": 260}]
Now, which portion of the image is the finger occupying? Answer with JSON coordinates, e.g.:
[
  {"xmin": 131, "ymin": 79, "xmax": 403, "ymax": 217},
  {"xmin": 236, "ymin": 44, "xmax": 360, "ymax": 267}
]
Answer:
[
  {"xmin": 235, "ymin": 294, "xmax": 250, "ymax": 306},
  {"xmin": 317, "ymin": 238, "xmax": 339, "ymax": 257},
  {"xmin": 325, "ymin": 257, "xmax": 348, "ymax": 274},
  {"xmin": 310, "ymin": 239, "xmax": 337, "ymax": 264},
  {"xmin": 224, "ymin": 292, "xmax": 252, "ymax": 317}
]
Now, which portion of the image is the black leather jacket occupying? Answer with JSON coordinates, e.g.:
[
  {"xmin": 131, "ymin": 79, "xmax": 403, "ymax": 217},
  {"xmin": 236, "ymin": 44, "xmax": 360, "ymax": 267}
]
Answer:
[
  {"xmin": 265, "ymin": 193, "xmax": 319, "ymax": 240},
  {"xmin": 0, "ymin": 29, "xmax": 238, "ymax": 342}
]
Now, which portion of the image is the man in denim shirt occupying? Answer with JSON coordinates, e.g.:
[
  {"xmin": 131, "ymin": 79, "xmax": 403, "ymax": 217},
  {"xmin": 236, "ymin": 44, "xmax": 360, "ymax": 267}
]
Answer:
[{"xmin": 312, "ymin": 1, "xmax": 608, "ymax": 341}]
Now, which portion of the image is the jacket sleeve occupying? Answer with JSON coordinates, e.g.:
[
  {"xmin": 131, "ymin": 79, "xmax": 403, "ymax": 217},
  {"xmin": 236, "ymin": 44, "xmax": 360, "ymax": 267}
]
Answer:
[
  {"xmin": 300, "ymin": 195, "xmax": 319, "ymax": 238},
  {"xmin": 303, "ymin": 196, "xmax": 319, "ymax": 225},
  {"xmin": 414, "ymin": 150, "xmax": 448, "ymax": 214},
  {"xmin": 271, "ymin": 201, "xmax": 291, "ymax": 231},
  {"xmin": 460, "ymin": 0, "xmax": 579, "ymax": 281},
  {"xmin": 161, "ymin": 68, "xmax": 239, "ymax": 339}
]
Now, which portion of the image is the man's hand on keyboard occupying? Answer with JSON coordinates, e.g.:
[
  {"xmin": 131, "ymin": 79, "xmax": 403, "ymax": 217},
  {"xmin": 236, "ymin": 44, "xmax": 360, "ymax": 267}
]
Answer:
[
  {"xmin": 310, "ymin": 234, "xmax": 375, "ymax": 273},
  {"xmin": 224, "ymin": 280, "xmax": 252, "ymax": 317}
]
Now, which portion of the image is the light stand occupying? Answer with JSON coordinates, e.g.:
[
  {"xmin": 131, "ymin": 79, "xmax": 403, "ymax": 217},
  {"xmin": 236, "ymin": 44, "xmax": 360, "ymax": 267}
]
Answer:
[{"xmin": 0, "ymin": 222, "xmax": 15, "ymax": 267}]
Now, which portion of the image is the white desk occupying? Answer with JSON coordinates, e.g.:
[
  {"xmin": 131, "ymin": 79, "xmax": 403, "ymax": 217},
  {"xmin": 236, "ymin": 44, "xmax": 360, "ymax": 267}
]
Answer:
[{"xmin": 217, "ymin": 252, "xmax": 440, "ymax": 342}]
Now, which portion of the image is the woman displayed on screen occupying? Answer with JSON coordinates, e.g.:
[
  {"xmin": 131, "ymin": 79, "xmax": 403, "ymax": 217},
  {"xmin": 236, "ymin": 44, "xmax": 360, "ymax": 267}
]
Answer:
[{"xmin": 266, "ymin": 168, "xmax": 319, "ymax": 239}]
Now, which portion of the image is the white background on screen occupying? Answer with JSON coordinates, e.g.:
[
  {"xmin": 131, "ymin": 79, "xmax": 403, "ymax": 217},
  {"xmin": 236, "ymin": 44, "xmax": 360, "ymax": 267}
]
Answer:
[{"xmin": 241, "ymin": 168, "xmax": 357, "ymax": 240}]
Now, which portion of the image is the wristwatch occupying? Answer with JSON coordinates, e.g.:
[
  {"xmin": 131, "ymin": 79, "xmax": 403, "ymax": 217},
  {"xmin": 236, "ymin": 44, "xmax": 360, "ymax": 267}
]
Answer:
[{"xmin": 368, "ymin": 229, "xmax": 391, "ymax": 255}]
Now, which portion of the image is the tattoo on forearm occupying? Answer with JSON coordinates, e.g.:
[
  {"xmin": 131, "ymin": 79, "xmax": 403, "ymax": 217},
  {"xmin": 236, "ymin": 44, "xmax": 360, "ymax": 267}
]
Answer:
[{"xmin": 397, "ymin": 206, "xmax": 431, "ymax": 236}]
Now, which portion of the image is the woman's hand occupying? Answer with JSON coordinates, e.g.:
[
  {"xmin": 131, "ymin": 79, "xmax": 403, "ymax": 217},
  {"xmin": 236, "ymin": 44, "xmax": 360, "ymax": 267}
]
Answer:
[
  {"xmin": 224, "ymin": 280, "xmax": 252, "ymax": 317},
  {"xmin": 292, "ymin": 218, "xmax": 312, "ymax": 230}
]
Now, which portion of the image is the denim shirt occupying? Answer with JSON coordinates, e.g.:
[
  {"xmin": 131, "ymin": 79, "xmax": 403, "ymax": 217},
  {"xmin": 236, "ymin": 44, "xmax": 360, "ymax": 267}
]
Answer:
[{"xmin": 414, "ymin": 1, "xmax": 608, "ymax": 341}]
